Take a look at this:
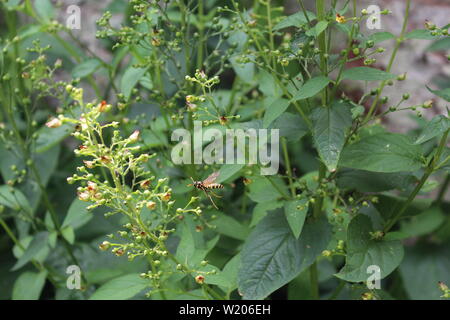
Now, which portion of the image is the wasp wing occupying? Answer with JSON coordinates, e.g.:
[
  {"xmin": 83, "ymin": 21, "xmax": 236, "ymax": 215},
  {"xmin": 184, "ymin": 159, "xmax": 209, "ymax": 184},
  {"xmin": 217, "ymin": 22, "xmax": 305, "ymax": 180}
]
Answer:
[{"xmin": 202, "ymin": 171, "xmax": 220, "ymax": 186}]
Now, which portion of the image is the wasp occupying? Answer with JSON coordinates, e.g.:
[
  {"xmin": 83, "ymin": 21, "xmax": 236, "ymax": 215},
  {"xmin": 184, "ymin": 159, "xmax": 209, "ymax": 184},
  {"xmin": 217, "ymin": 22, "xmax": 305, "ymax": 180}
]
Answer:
[{"xmin": 189, "ymin": 171, "xmax": 224, "ymax": 209}]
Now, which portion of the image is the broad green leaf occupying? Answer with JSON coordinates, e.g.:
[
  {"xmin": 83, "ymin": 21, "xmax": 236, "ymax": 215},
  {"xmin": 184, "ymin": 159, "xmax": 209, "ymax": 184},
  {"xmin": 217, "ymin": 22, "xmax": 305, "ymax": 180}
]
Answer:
[
  {"xmin": 35, "ymin": 123, "xmax": 73, "ymax": 153},
  {"xmin": 405, "ymin": 29, "xmax": 437, "ymax": 40},
  {"xmin": 61, "ymin": 226, "xmax": 75, "ymax": 244},
  {"xmin": 213, "ymin": 214, "xmax": 250, "ymax": 241},
  {"xmin": 0, "ymin": 186, "xmax": 32, "ymax": 213},
  {"xmin": 399, "ymin": 244, "xmax": 450, "ymax": 299},
  {"xmin": 12, "ymin": 235, "xmax": 50, "ymax": 265},
  {"xmin": 427, "ymin": 38, "xmax": 450, "ymax": 51},
  {"xmin": 273, "ymin": 11, "xmax": 316, "ymax": 30},
  {"xmin": 142, "ymin": 129, "xmax": 168, "ymax": 148},
  {"xmin": 62, "ymin": 198, "xmax": 92, "ymax": 230},
  {"xmin": 34, "ymin": 145, "xmax": 61, "ymax": 188},
  {"xmin": 205, "ymin": 254, "xmax": 241, "ymax": 292},
  {"xmin": 238, "ymin": 213, "xmax": 331, "ymax": 300},
  {"xmin": 139, "ymin": 75, "xmax": 153, "ymax": 90},
  {"xmin": 415, "ymin": 114, "xmax": 450, "ymax": 144},
  {"xmin": 217, "ymin": 164, "xmax": 245, "ymax": 183},
  {"xmin": 312, "ymin": 101, "xmax": 352, "ymax": 172},
  {"xmin": 75, "ymin": 243, "xmax": 147, "ymax": 285},
  {"xmin": 340, "ymin": 133, "xmax": 424, "ymax": 173},
  {"xmin": 263, "ymin": 98, "xmax": 290, "ymax": 128},
  {"xmin": 34, "ymin": 0, "xmax": 54, "ymax": 21},
  {"xmin": 89, "ymin": 274, "xmax": 148, "ymax": 300},
  {"xmin": 269, "ymin": 112, "xmax": 309, "ymax": 142},
  {"xmin": 12, "ymin": 271, "xmax": 47, "ymax": 300},
  {"xmin": 291, "ymin": 76, "xmax": 331, "ymax": 102},
  {"xmin": 374, "ymin": 195, "xmax": 432, "ymax": 222},
  {"xmin": 367, "ymin": 31, "xmax": 395, "ymax": 43},
  {"xmin": 121, "ymin": 66, "xmax": 149, "ymax": 99},
  {"xmin": 176, "ymin": 222, "xmax": 195, "ymax": 264},
  {"xmin": 400, "ymin": 207, "xmax": 445, "ymax": 238},
  {"xmin": 258, "ymin": 69, "xmax": 282, "ymax": 98},
  {"xmin": 11, "ymin": 232, "xmax": 49, "ymax": 271},
  {"xmin": 306, "ymin": 21, "xmax": 329, "ymax": 37},
  {"xmin": 72, "ymin": 59, "xmax": 102, "ymax": 79},
  {"xmin": 251, "ymin": 201, "xmax": 284, "ymax": 227},
  {"xmin": 284, "ymin": 198, "xmax": 309, "ymax": 238},
  {"xmin": 427, "ymin": 86, "xmax": 450, "ymax": 102},
  {"xmin": 337, "ymin": 169, "xmax": 415, "ymax": 192},
  {"xmin": 342, "ymin": 67, "xmax": 396, "ymax": 81},
  {"xmin": 336, "ymin": 215, "xmax": 404, "ymax": 282},
  {"xmin": 229, "ymin": 55, "xmax": 254, "ymax": 84},
  {"xmin": 247, "ymin": 176, "xmax": 288, "ymax": 203}
]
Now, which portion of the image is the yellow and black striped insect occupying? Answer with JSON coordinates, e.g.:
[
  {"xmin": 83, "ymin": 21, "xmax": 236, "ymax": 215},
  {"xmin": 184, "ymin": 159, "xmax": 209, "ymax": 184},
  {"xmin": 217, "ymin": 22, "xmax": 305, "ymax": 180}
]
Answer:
[{"xmin": 189, "ymin": 171, "xmax": 224, "ymax": 209}]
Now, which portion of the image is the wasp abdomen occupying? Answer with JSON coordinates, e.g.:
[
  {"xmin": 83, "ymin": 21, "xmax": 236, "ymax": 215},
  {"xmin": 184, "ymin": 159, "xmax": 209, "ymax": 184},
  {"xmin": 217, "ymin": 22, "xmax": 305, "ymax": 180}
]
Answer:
[{"xmin": 207, "ymin": 184, "xmax": 224, "ymax": 189}]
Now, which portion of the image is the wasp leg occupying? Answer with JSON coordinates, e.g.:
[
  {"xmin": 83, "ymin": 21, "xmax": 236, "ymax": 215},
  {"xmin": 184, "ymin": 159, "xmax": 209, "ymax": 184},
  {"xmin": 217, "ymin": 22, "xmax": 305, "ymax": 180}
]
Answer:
[
  {"xmin": 209, "ymin": 190, "xmax": 223, "ymax": 198},
  {"xmin": 203, "ymin": 190, "xmax": 219, "ymax": 210}
]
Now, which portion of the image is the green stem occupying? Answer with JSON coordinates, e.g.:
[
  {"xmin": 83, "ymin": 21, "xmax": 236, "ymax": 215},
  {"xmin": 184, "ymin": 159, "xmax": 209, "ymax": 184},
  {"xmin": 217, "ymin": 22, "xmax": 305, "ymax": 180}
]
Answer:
[
  {"xmin": 281, "ymin": 137, "xmax": 296, "ymax": 197},
  {"xmin": 384, "ymin": 129, "xmax": 449, "ymax": 233},
  {"xmin": 309, "ymin": 262, "xmax": 320, "ymax": 299},
  {"xmin": 363, "ymin": 0, "xmax": 410, "ymax": 123}
]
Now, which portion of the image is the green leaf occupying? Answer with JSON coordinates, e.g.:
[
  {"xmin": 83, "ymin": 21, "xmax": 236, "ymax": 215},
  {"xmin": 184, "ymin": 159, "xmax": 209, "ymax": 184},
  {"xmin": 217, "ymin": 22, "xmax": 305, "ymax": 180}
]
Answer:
[
  {"xmin": 367, "ymin": 31, "xmax": 395, "ymax": 44},
  {"xmin": 336, "ymin": 215, "xmax": 404, "ymax": 282},
  {"xmin": 263, "ymin": 98, "xmax": 290, "ymax": 128},
  {"xmin": 291, "ymin": 76, "xmax": 331, "ymax": 102},
  {"xmin": 11, "ymin": 232, "xmax": 49, "ymax": 271},
  {"xmin": 142, "ymin": 129, "xmax": 168, "ymax": 148},
  {"xmin": 337, "ymin": 169, "xmax": 415, "ymax": 192},
  {"xmin": 238, "ymin": 213, "xmax": 331, "ymax": 300},
  {"xmin": 213, "ymin": 214, "xmax": 250, "ymax": 241},
  {"xmin": 229, "ymin": 55, "xmax": 254, "ymax": 84},
  {"xmin": 61, "ymin": 226, "xmax": 75, "ymax": 244},
  {"xmin": 340, "ymin": 133, "xmax": 424, "ymax": 173},
  {"xmin": 258, "ymin": 69, "xmax": 282, "ymax": 98},
  {"xmin": 305, "ymin": 21, "xmax": 329, "ymax": 37},
  {"xmin": 284, "ymin": 198, "xmax": 309, "ymax": 239},
  {"xmin": 273, "ymin": 11, "xmax": 316, "ymax": 30},
  {"xmin": 247, "ymin": 176, "xmax": 288, "ymax": 203},
  {"xmin": 400, "ymin": 207, "xmax": 445, "ymax": 238},
  {"xmin": 427, "ymin": 37, "xmax": 450, "ymax": 51},
  {"xmin": 405, "ymin": 29, "xmax": 436, "ymax": 40},
  {"xmin": 251, "ymin": 201, "xmax": 284, "ymax": 227},
  {"xmin": 12, "ymin": 271, "xmax": 47, "ymax": 300},
  {"xmin": 312, "ymin": 101, "xmax": 352, "ymax": 172},
  {"xmin": 0, "ymin": 186, "xmax": 32, "ymax": 213},
  {"xmin": 176, "ymin": 222, "xmax": 195, "ymax": 264},
  {"xmin": 34, "ymin": 0, "xmax": 54, "ymax": 21},
  {"xmin": 427, "ymin": 86, "xmax": 450, "ymax": 102},
  {"xmin": 35, "ymin": 123, "xmax": 73, "ymax": 153},
  {"xmin": 89, "ymin": 274, "xmax": 148, "ymax": 300},
  {"xmin": 374, "ymin": 195, "xmax": 432, "ymax": 222},
  {"xmin": 72, "ymin": 59, "xmax": 102, "ymax": 79},
  {"xmin": 341, "ymin": 67, "xmax": 396, "ymax": 81},
  {"xmin": 415, "ymin": 115, "xmax": 450, "ymax": 144},
  {"xmin": 62, "ymin": 198, "xmax": 93, "ymax": 230},
  {"xmin": 121, "ymin": 66, "xmax": 149, "ymax": 100},
  {"xmin": 217, "ymin": 164, "xmax": 245, "ymax": 183},
  {"xmin": 205, "ymin": 254, "xmax": 241, "ymax": 292},
  {"xmin": 269, "ymin": 112, "xmax": 309, "ymax": 142},
  {"xmin": 399, "ymin": 244, "xmax": 450, "ymax": 299}
]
